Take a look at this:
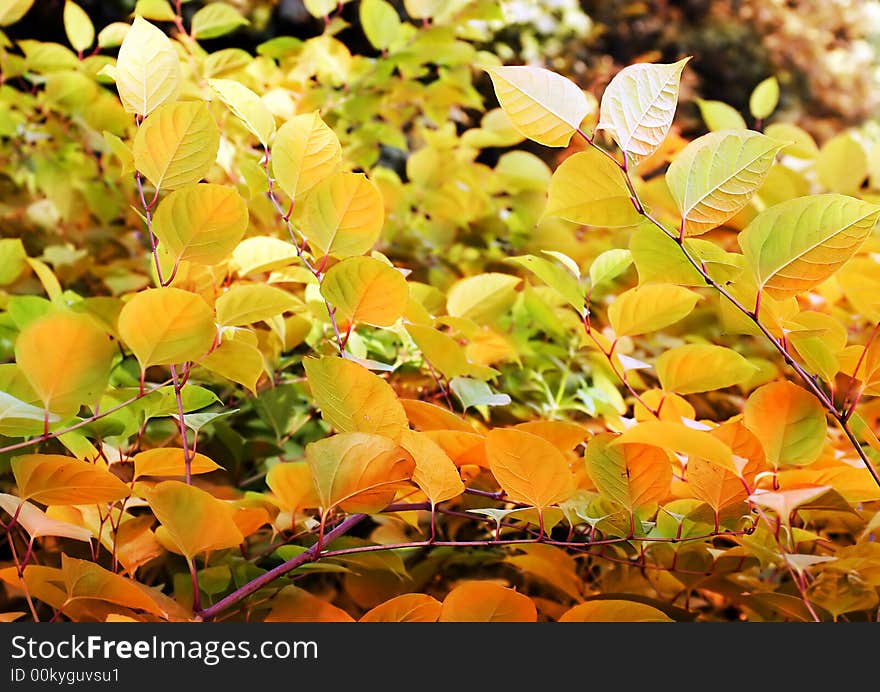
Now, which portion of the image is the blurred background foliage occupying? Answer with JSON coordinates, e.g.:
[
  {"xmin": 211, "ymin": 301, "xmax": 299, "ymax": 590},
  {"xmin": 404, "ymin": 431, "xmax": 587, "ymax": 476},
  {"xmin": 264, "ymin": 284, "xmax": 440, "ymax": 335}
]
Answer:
[{"xmin": 10, "ymin": 0, "xmax": 880, "ymax": 138}]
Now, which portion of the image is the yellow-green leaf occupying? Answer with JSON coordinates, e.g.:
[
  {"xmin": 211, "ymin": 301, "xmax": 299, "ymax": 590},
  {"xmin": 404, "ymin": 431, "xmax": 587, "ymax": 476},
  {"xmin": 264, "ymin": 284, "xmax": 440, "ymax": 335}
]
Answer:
[
  {"xmin": 599, "ymin": 59, "xmax": 689, "ymax": 161},
  {"xmin": 231, "ymin": 235, "xmax": 298, "ymax": 276},
  {"xmin": 306, "ymin": 432, "xmax": 414, "ymax": 514},
  {"xmin": 545, "ymin": 149, "xmax": 641, "ymax": 228},
  {"xmin": 303, "ymin": 357, "xmax": 408, "ymax": 441},
  {"xmin": 209, "ymin": 78, "xmax": 274, "ymax": 146},
  {"xmin": 360, "ymin": 0, "xmax": 401, "ymax": 51},
  {"xmin": 320, "ymin": 256, "xmax": 408, "ymax": 327},
  {"xmin": 743, "ymin": 381, "xmax": 826, "ymax": 468},
  {"xmin": 815, "ymin": 133, "xmax": 868, "ymax": 195},
  {"xmin": 749, "ymin": 76, "xmax": 779, "ymax": 120},
  {"xmin": 485, "ymin": 428, "xmax": 575, "ymax": 512},
  {"xmin": 585, "ymin": 433, "xmax": 672, "ymax": 513},
  {"xmin": 146, "ymin": 480, "xmax": 243, "ymax": 558},
  {"xmin": 152, "ymin": 183, "xmax": 248, "ymax": 266},
  {"xmin": 300, "ymin": 172, "xmax": 384, "ymax": 258},
  {"xmin": 666, "ymin": 130, "xmax": 783, "ymax": 237},
  {"xmin": 271, "ymin": 111, "xmax": 341, "ymax": 201},
  {"xmin": 191, "ymin": 2, "xmax": 248, "ymax": 40},
  {"xmin": 657, "ymin": 344, "xmax": 757, "ymax": 394},
  {"xmin": 216, "ymin": 283, "xmax": 299, "ymax": 326},
  {"xmin": 0, "ymin": 0, "xmax": 34, "ymax": 26},
  {"xmin": 118, "ymin": 287, "xmax": 216, "ymax": 369},
  {"xmin": 446, "ymin": 273, "xmax": 520, "ymax": 324},
  {"xmin": 739, "ymin": 194, "xmax": 880, "ymax": 299},
  {"xmin": 12, "ymin": 454, "xmax": 130, "ymax": 505},
  {"xmin": 764, "ymin": 123, "xmax": 818, "ymax": 159},
  {"xmin": 133, "ymin": 100, "xmax": 219, "ymax": 191},
  {"xmin": 63, "ymin": 1, "xmax": 93, "ymax": 52},
  {"xmin": 506, "ymin": 255, "xmax": 584, "ymax": 314},
  {"xmin": 487, "ymin": 66, "xmax": 591, "ymax": 148},
  {"xmin": 114, "ymin": 16, "xmax": 180, "ymax": 116},
  {"xmin": 607, "ymin": 283, "xmax": 700, "ymax": 337},
  {"xmin": 15, "ymin": 311, "xmax": 114, "ymax": 415},
  {"xmin": 695, "ymin": 98, "xmax": 747, "ymax": 131}
]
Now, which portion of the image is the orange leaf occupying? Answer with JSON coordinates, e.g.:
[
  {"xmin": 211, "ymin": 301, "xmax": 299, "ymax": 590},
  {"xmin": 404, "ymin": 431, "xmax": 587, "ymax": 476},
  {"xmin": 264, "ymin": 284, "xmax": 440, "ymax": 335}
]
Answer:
[{"xmin": 439, "ymin": 582, "xmax": 537, "ymax": 622}]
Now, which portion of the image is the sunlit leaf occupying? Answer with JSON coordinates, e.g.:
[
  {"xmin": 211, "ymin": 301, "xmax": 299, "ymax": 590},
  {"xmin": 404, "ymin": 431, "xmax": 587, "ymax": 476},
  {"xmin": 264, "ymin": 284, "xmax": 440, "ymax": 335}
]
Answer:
[
  {"xmin": 306, "ymin": 432, "xmax": 414, "ymax": 514},
  {"xmin": 360, "ymin": 593, "xmax": 441, "ymax": 622},
  {"xmin": 132, "ymin": 448, "xmax": 221, "ymax": 479},
  {"xmin": 321, "ymin": 257, "xmax": 408, "ymax": 327},
  {"xmin": 114, "ymin": 16, "xmax": 179, "ymax": 116},
  {"xmin": 585, "ymin": 433, "xmax": 672, "ymax": 514},
  {"xmin": 209, "ymin": 78, "xmax": 274, "ymax": 146},
  {"xmin": 487, "ymin": 66, "xmax": 591, "ymax": 147},
  {"xmin": 118, "ymin": 287, "xmax": 216, "ymax": 369},
  {"xmin": 657, "ymin": 344, "xmax": 757, "ymax": 394},
  {"xmin": 749, "ymin": 76, "xmax": 779, "ymax": 120},
  {"xmin": 266, "ymin": 461, "xmax": 320, "ymax": 513},
  {"xmin": 12, "ymin": 454, "xmax": 130, "ymax": 505},
  {"xmin": 271, "ymin": 111, "xmax": 341, "ymax": 201},
  {"xmin": 439, "ymin": 581, "xmax": 536, "ymax": 622},
  {"xmin": 63, "ymin": 1, "xmax": 93, "ymax": 53},
  {"xmin": 743, "ymin": 381, "xmax": 826, "ymax": 468},
  {"xmin": 191, "ymin": 2, "xmax": 248, "ymax": 40},
  {"xmin": 133, "ymin": 100, "xmax": 219, "ymax": 191},
  {"xmin": 607, "ymin": 283, "xmax": 700, "ymax": 337},
  {"xmin": 216, "ymin": 283, "xmax": 299, "ymax": 326},
  {"xmin": 739, "ymin": 195, "xmax": 880, "ymax": 299},
  {"xmin": 0, "ymin": 493, "xmax": 93, "ymax": 542},
  {"xmin": 599, "ymin": 59, "xmax": 689, "ymax": 161},
  {"xmin": 559, "ymin": 599, "xmax": 673, "ymax": 622},
  {"xmin": 400, "ymin": 429, "xmax": 464, "ymax": 505}
]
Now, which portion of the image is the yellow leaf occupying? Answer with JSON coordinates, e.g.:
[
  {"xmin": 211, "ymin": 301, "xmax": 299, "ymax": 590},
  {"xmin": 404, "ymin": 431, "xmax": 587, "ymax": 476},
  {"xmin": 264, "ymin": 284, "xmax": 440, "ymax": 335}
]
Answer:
[
  {"xmin": 266, "ymin": 461, "xmax": 320, "ymax": 513},
  {"xmin": 271, "ymin": 111, "xmax": 341, "ymax": 200},
  {"xmin": 513, "ymin": 420, "xmax": 588, "ymax": 455},
  {"xmin": 485, "ymin": 428, "xmax": 575, "ymax": 512},
  {"xmin": 815, "ymin": 133, "xmax": 868, "ymax": 195},
  {"xmin": 133, "ymin": 100, "xmax": 219, "ymax": 191},
  {"xmin": 749, "ymin": 76, "xmax": 779, "ymax": 120},
  {"xmin": 404, "ymin": 324, "xmax": 491, "ymax": 380},
  {"xmin": 320, "ymin": 256, "xmax": 408, "ymax": 327},
  {"xmin": 559, "ymin": 600, "xmax": 673, "ymax": 622},
  {"xmin": 666, "ymin": 130, "xmax": 783, "ymax": 237},
  {"xmin": 63, "ymin": 1, "xmax": 93, "ymax": 52},
  {"xmin": 607, "ymin": 283, "xmax": 700, "ymax": 337},
  {"xmin": 114, "ymin": 16, "xmax": 180, "ymax": 116},
  {"xmin": 439, "ymin": 581, "xmax": 536, "ymax": 622},
  {"xmin": 300, "ymin": 172, "xmax": 384, "ymax": 258},
  {"xmin": 739, "ymin": 194, "xmax": 880, "ymax": 299},
  {"xmin": 209, "ymin": 78, "xmax": 275, "ymax": 146},
  {"xmin": 599, "ymin": 59, "xmax": 689, "ymax": 161},
  {"xmin": 60, "ymin": 554, "xmax": 167, "ymax": 617},
  {"xmin": 505, "ymin": 544, "xmax": 584, "ymax": 602},
  {"xmin": 400, "ymin": 399, "xmax": 475, "ymax": 433},
  {"xmin": 119, "ymin": 287, "xmax": 216, "ymax": 370},
  {"xmin": 613, "ymin": 421, "xmax": 736, "ymax": 473},
  {"xmin": 216, "ymin": 283, "xmax": 300, "ymax": 326},
  {"xmin": 265, "ymin": 585, "xmax": 353, "ymax": 622},
  {"xmin": 0, "ymin": 0, "xmax": 34, "ymax": 26},
  {"xmin": 545, "ymin": 149, "xmax": 642, "ymax": 228},
  {"xmin": 12, "ymin": 454, "xmax": 130, "ymax": 505},
  {"xmin": 306, "ymin": 432, "xmax": 414, "ymax": 514},
  {"xmin": 132, "ymin": 448, "xmax": 221, "ymax": 479},
  {"xmin": 231, "ymin": 235, "xmax": 298, "ymax": 276},
  {"xmin": 764, "ymin": 123, "xmax": 818, "ymax": 159},
  {"xmin": 446, "ymin": 273, "xmax": 520, "ymax": 324},
  {"xmin": 585, "ymin": 433, "xmax": 672, "ymax": 513},
  {"xmin": 0, "ymin": 493, "xmax": 93, "ymax": 542},
  {"xmin": 657, "ymin": 343, "xmax": 757, "ymax": 394},
  {"xmin": 15, "ymin": 311, "xmax": 114, "ymax": 416},
  {"xmin": 199, "ymin": 337, "xmax": 264, "ymax": 393},
  {"xmin": 695, "ymin": 98, "xmax": 747, "ymax": 131},
  {"xmin": 191, "ymin": 2, "xmax": 248, "ymax": 40},
  {"xmin": 743, "ymin": 381, "xmax": 826, "ymax": 468},
  {"xmin": 400, "ymin": 429, "xmax": 464, "ymax": 505},
  {"xmin": 360, "ymin": 0, "xmax": 401, "ymax": 51},
  {"xmin": 146, "ymin": 480, "xmax": 243, "ymax": 558},
  {"xmin": 303, "ymin": 357, "xmax": 408, "ymax": 441},
  {"xmin": 152, "ymin": 183, "xmax": 248, "ymax": 266},
  {"xmin": 360, "ymin": 593, "xmax": 442, "ymax": 622},
  {"xmin": 487, "ymin": 66, "xmax": 591, "ymax": 147}
]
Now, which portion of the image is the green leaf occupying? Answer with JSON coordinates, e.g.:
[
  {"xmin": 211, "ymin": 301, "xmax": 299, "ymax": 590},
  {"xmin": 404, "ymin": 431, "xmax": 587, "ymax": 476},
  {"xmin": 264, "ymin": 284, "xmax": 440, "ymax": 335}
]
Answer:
[
  {"xmin": 749, "ymin": 76, "xmax": 779, "ymax": 120},
  {"xmin": 598, "ymin": 59, "xmax": 689, "ymax": 161},
  {"xmin": 216, "ymin": 283, "xmax": 300, "ymax": 327},
  {"xmin": 666, "ymin": 130, "xmax": 783, "ymax": 236},
  {"xmin": 506, "ymin": 255, "xmax": 584, "ymax": 314},
  {"xmin": 63, "ymin": 1, "xmax": 93, "ymax": 52},
  {"xmin": 544, "ymin": 149, "xmax": 642, "ymax": 228},
  {"xmin": 449, "ymin": 377, "xmax": 511, "ymax": 410},
  {"xmin": 739, "ymin": 194, "xmax": 880, "ymax": 299},
  {"xmin": 360, "ymin": 0, "xmax": 401, "ymax": 51},
  {"xmin": 589, "ymin": 249, "xmax": 632, "ymax": 290}
]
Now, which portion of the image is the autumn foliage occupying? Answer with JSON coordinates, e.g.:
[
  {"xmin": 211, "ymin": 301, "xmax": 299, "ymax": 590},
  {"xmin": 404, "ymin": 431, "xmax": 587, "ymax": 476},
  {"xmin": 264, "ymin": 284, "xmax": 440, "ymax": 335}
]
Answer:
[{"xmin": 1, "ymin": 0, "xmax": 880, "ymax": 624}]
